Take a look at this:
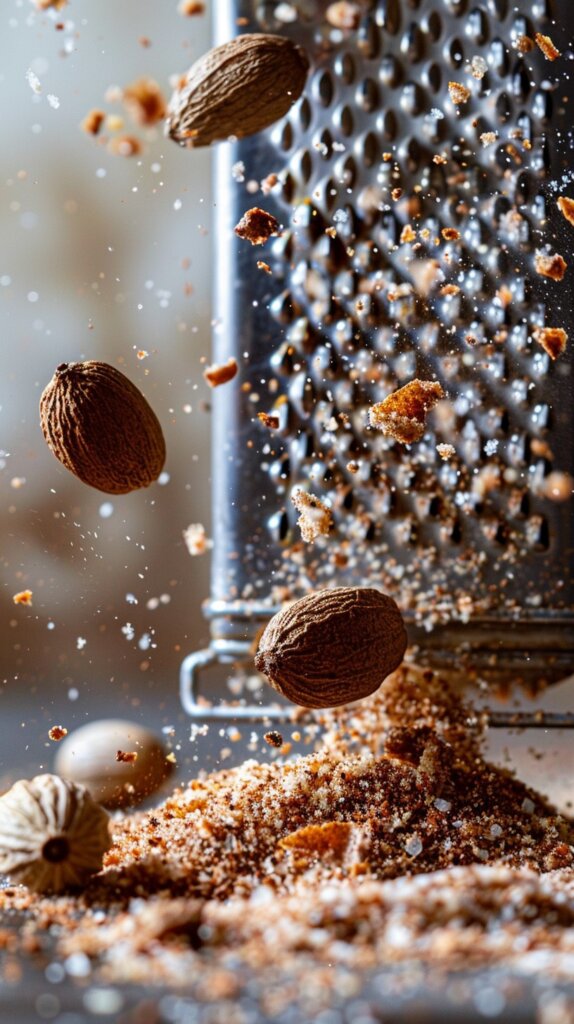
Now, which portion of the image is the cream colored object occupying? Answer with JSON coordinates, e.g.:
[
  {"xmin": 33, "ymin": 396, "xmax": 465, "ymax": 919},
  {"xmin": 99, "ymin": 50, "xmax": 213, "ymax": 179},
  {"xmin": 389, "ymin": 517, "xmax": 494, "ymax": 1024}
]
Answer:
[{"xmin": 0, "ymin": 774, "xmax": 110, "ymax": 893}]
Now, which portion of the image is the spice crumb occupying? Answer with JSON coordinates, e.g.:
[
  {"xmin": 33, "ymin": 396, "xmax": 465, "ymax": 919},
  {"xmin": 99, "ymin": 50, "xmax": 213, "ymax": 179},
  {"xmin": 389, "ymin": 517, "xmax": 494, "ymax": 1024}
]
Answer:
[
  {"xmin": 48, "ymin": 726, "xmax": 68, "ymax": 742},
  {"xmin": 235, "ymin": 208, "xmax": 280, "ymax": 246},
  {"xmin": 535, "ymin": 250, "xmax": 568, "ymax": 282},
  {"xmin": 370, "ymin": 380, "xmax": 446, "ymax": 445},
  {"xmin": 557, "ymin": 196, "xmax": 574, "ymax": 227},
  {"xmin": 291, "ymin": 489, "xmax": 333, "ymax": 543},
  {"xmin": 448, "ymin": 82, "xmax": 471, "ymax": 106},
  {"xmin": 533, "ymin": 327, "xmax": 568, "ymax": 361},
  {"xmin": 535, "ymin": 33, "xmax": 560, "ymax": 61},
  {"xmin": 13, "ymin": 590, "xmax": 33, "ymax": 606},
  {"xmin": 203, "ymin": 357, "xmax": 238, "ymax": 388},
  {"xmin": 264, "ymin": 731, "xmax": 284, "ymax": 748},
  {"xmin": 116, "ymin": 751, "xmax": 138, "ymax": 764}
]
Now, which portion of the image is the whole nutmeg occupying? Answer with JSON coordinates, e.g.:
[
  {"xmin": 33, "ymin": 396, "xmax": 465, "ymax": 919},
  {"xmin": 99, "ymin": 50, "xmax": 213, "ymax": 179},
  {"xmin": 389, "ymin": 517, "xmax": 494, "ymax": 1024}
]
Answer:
[
  {"xmin": 40, "ymin": 361, "xmax": 166, "ymax": 494},
  {"xmin": 54, "ymin": 719, "xmax": 175, "ymax": 809},
  {"xmin": 255, "ymin": 587, "xmax": 408, "ymax": 709},
  {"xmin": 166, "ymin": 33, "xmax": 309, "ymax": 147},
  {"xmin": 0, "ymin": 773, "xmax": 110, "ymax": 894}
]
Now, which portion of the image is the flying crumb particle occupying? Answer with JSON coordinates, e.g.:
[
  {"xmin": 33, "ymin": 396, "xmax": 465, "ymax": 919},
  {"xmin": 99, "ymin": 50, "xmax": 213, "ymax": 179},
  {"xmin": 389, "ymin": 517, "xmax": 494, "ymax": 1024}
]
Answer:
[
  {"xmin": 264, "ymin": 731, "xmax": 284, "ymax": 748},
  {"xmin": 116, "ymin": 751, "xmax": 138, "ymax": 764},
  {"xmin": 13, "ymin": 590, "xmax": 33, "ymax": 606},
  {"xmin": 122, "ymin": 77, "xmax": 167, "ymax": 126},
  {"xmin": 514, "ymin": 34, "xmax": 534, "ymax": 53},
  {"xmin": 325, "ymin": 0, "xmax": 361, "ymax": 29},
  {"xmin": 437, "ymin": 444, "xmax": 456, "ymax": 461},
  {"xmin": 258, "ymin": 412, "xmax": 280, "ymax": 429},
  {"xmin": 535, "ymin": 33, "xmax": 560, "ymax": 61},
  {"xmin": 49, "ymin": 726, "xmax": 68, "ymax": 742},
  {"xmin": 291, "ymin": 489, "xmax": 333, "ymax": 543},
  {"xmin": 557, "ymin": 196, "xmax": 574, "ymax": 227},
  {"xmin": 203, "ymin": 357, "xmax": 238, "ymax": 388},
  {"xmin": 166, "ymin": 752, "xmax": 177, "ymax": 764},
  {"xmin": 137, "ymin": 350, "xmax": 149, "ymax": 360},
  {"xmin": 533, "ymin": 327, "xmax": 568, "ymax": 361},
  {"xmin": 178, "ymin": 0, "xmax": 205, "ymax": 14},
  {"xmin": 480, "ymin": 132, "xmax": 498, "ymax": 147},
  {"xmin": 234, "ymin": 208, "xmax": 280, "ymax": 245},
  {"xmin": 370, "ymin": 380, "xmax": 446, "ymax": 445},
  {"xmin": 107, "ymin": 135, "xmax": 142, "ymax": 157},
  {"xmin": 535, "ymin": 250, "xmax": 567, "ymax": 282},
  {"xmin": 183, "ymin": 523, "xmax": 211, "ymax": 557},
  {"xmin": 448, "ymin": 81, "xmax": 471, "ymax": 106},
  {"xmin": 441, "ymin": 228, "xmax": 461, "ymax": 241},
  {"xmin": 257, "ymin": 261, "xmax": 272, "ymax": 274}
]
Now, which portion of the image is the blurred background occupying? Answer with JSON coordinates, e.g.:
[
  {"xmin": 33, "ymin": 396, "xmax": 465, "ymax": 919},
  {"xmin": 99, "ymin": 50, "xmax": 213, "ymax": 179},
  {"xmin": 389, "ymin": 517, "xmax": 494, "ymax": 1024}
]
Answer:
[{"xmin": 0, "ymin": 0, "xmax": 213, "ymax": 777}]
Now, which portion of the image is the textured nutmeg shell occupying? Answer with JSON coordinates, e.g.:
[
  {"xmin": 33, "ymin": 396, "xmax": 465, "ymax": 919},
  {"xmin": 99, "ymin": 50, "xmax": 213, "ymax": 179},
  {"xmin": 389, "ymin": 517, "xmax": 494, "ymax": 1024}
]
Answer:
[
  {"xmin": 255, "ymin": 587, "xmax": 408, "ymax": 709},
  {"xmin": 40, "ymin": 361, "xmax": 166, "ymax": 494},
  {"xmin": 166, "ymin": 33, "xmax": 309, "ymax": 147}
]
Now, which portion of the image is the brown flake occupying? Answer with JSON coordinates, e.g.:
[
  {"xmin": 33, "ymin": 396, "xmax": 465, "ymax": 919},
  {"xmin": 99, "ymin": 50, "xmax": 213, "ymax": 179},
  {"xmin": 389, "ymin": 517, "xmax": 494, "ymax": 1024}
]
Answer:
[
  {"xmin": 235, "ymin": 208, "xmax": 280, "ymax": 245},
  {"xmin": 448, "ymin": 81, "xmax": 471, "ymax": 106},
  {"xmin": 291, "ymin": 489, "xmax": 333, "ymax": 543},
  {"xmin": 264, "ymin": 731, "xmax": 284, "ymax": 748},
  {"xmin": 533, "ymin": 327, "xmax": 568, "ymax": 361},
  {"xmin": 203, "ymin": 357, "xmax": 238, "ymax": 388},
  {"xmin": 80, "ymin": 109, "xmax": 105, "ymax": 136},
  {"xmin": 12, "ymin": 590, "xmax": 33, "ymax": 606},
  {"xmin": 557, "ymin": 196, "xmax": 574, "ymax": 227},
  {"xmin": 535, "ymin": 251, "xmax": 568, "ymax": 282},
  {"xmin": 48, "ymin": 726, "xmax": 68, "ymax": 742},
  {"xmin": 116, "ymin": 751, "xmax": 138, "ymax": 764},
  {"xmin": 535, "ymin": 33, "xmax": 560, "ymax": 61},
  {"xmin": 369, "ymin": 379, "xmax": 446, "ymax": 444},
  {"xmin": 123, "ymin": 78, "xmax": 167, "ymax": 126}
]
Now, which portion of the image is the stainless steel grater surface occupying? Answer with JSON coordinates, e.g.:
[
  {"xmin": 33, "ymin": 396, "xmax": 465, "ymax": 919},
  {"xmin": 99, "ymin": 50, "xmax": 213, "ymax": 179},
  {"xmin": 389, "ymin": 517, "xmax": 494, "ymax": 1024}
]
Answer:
[{"xmin": 181, "ymin": 0, "xmax": 574, "ymax": 720}]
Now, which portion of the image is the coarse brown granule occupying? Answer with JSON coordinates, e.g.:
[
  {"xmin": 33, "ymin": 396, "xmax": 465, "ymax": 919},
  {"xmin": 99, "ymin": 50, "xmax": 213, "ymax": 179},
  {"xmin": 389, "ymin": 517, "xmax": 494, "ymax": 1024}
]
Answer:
[
  {"xmin": 80, "ymin": 109, "xmax": 105, "ymax": 135},
  {"xmin": 535, "ymin": 33, "xmax": 561, "ymax": 61},
  {"xmin": 12, "ymin": 590, "xmax": 33, "ymax": 606},
  {"xmin": 203, "ymin": 357, "xmax": 238, "ymax": 388},
  {"xmin": 257, "ymin": 260, "xmax": 272, "ymax": 274},
  {"xmin": 32, "ymin": 0, "xmax": 67, "ymax": 8},
  {"xmin": 178, "ymin": 0, "xmax": 206, "ymax": 14},
  {"xmin": 116, "ymin": 751, "xmax": 138, "ymax": 764},
  {"xmin": 325, "ymin": 0, "xmax": 361, "ymax": 29},
  {"xmin": 557, "ymin": 196, "xmax": 574, "ymax": 226},
  {"xmin": 448, "ymin": 81, "xmax": 471, "ymax": 106},
  {"xmin": 400, "ymin": 224, "xmax": 417, "ymax": 244},
  {"xmin": 369, "ymin": 379, "xmax": 445, "ymax": 445},
  {"xmin": 534, "ymin": 327, "xmax": 568, "ymax": 360},
  {"xmin": 234, "ymin": 208, "xmax": 280, "ymax": 245},
  {"xmin": 480, "ymin": 131, "xmax": 498, "ymax": 147},
  {"xmin": 264, "ymin": 731, "xmax": 284, "ymax": 748},
  {"xmin": 291, "ymin": 488, "xmax": 333, "ymax": 542},
  {"xmin": 261, "ymin": 172, "xmax": 279, "ymax": 195},
  {"xmin": 515, "ymin": 34, "xmax": 534, "ymax": 53},
  {"xmin": 441, "ymin": 228, "xmax": 461, "ymax": 242},
  {"xmin": 48, "ymin": 726, "xmax": 67, "ymax": 742},
  {"xmin": 535, "ymin": 250, "xmax": 568, "ymax": 282},
  {"xmin": 122, "ymin": 77, "xmax": 167, "ymax": 126},
  {"xmin": 257, "ymin": 411, "xmax": 280, "ymax": 429}
]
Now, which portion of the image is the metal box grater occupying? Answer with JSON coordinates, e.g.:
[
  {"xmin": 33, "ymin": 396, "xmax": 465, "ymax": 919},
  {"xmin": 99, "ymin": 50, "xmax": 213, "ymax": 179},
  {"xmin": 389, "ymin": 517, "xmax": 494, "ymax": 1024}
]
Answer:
[{"xmin": 181, "ymin": 0, "xmax": 574, "ymax": 723}]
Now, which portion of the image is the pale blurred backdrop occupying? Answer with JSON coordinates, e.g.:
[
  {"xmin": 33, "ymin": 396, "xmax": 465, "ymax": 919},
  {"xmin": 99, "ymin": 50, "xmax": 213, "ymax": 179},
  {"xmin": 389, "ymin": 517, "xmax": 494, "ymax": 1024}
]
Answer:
[{"xmin": 0, "ymin": 0, "xmax": 213, "ymax": 777}]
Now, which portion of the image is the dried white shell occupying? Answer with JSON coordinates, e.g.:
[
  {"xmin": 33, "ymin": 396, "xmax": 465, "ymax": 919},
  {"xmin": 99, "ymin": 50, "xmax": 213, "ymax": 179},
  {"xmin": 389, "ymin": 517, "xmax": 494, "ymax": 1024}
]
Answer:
[{"xmin": 0, "ymin": 773, "xmax": 111, "ymax": 893}]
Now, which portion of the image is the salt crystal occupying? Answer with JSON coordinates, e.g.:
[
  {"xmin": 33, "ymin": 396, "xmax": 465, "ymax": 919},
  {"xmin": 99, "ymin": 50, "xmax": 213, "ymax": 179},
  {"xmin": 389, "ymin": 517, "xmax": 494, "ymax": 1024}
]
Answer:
[
  {"xmin": 26, "ymin": 69, "xmax": 42, "ymax": 94},
  {"xmin": 47, "ymin": 94, "xmax": 60, "ymax": 109},
  {"xmin": 405, "ymin": 834, "xmax": 423, "ymax": 857}
]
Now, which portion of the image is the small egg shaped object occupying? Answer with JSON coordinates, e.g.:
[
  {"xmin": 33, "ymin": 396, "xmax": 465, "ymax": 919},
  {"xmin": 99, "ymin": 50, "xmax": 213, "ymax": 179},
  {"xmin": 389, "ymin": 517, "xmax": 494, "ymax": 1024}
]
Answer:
[
  {"xmin": 40, "ymin": 361, "xmax": 166, "ymax": 494},
  {"xmin": 255, "ymin": 587, "xmax": 408, "ymax": 709},
  {"xmin": 54, "ymin": 719, "xmax": 175, "ymax": 809},
  {"xmin": 166, "ymin": 33, "xmax": 309, "ymax": 147}
]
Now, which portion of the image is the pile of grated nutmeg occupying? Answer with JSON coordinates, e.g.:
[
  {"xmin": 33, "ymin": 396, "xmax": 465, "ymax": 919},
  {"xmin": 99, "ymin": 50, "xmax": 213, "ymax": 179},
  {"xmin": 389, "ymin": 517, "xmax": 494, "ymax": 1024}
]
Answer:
[{"xmin": 2, "ymin": 664, "xmax": 573, "ymax": 997}]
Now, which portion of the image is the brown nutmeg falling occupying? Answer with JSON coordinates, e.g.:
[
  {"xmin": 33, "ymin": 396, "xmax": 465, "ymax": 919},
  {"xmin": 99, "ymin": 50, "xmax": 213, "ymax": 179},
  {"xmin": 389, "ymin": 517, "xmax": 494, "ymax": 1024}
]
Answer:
[
  {"xmin": 40, "ymin": 361, "xmax": 166, "ymax": 494},
  {"xmin": 166, "ymin": 33, "xmax": 309, "ymax": 147},
  {"xmin": 255, "ymin": 587, "xmax": 408, "ymax": 709}
]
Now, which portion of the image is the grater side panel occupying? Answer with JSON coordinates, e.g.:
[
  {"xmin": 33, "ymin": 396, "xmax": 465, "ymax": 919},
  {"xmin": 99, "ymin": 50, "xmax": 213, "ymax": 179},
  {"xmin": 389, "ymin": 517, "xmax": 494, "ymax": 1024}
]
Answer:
[{"xmin": 210, "ymin": 0, "xmax": 574, "ymax": 660}]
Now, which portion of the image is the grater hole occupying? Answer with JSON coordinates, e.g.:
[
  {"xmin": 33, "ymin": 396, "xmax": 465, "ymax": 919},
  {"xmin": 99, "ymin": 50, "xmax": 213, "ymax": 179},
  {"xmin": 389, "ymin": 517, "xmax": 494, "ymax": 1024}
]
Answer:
[
  {"xmin": 401, "ymin": 82, "xmax": 425, "ymax": 118},
  {"xmin": 360, "ymin": 131, "xmax": 381, "ymax": 167},
  {"xmin": 376, "ymin": 0, "xmax": 401, "ymax": 35},
  {"xmin": 381, "ymin": 110, "xmax": 398, "ymax": 141},
  {"xmin": 358, "ymin": 15, "xmax": 381, "ymax": 59},
  {"xmin": 425, "ymin": 11, "xmax": 443, "ymax": 42},
  {"xmin": 401, "ymin": 23, "xmax": 426, "ymax": 63},
  {"xmin": 335, "ymin": 154, "xmax": 358, "ymax": 188},
  {"xmin": 278, "ymin": 121, "xmax": 293, "ymax": 151},
  {"xmin": 424, "ymin": 62, "xmax": 442, "ymax": 94},
  {"xmin": 298, "ymin": 97, "xmax": 312, "ymax": 132},
  {"xmin": 356, "ymin": 76, "xmax": 379, "ymax": 112},
  {"xmin": 445, "ymin": 37, "xmax": 465, "ymax": 68},
  {"xmin": 531, "ymin": 89, "xmax": 553, "ymax": 124},
  {"xmin": 379, "ymin": 54, "xmax": 402, "ymax": 88},
  {"xmin": 336, "ymin": 104, "xmax": 355, "ymax": 137},
  {"xmin": 466, "ymin": 8, "xmax": 489, "ymax": 45},
  {"xmin": 490, "ymin": 38, "xmax": 510, "ymax": 77},
  {"xmin": 486, "ymin": 0, "xmax": 508, "ymax": 18},
  {"xmin": 334, "ymin": 51, "xmax": 356, "ymax": 85},
  {"xmin": 294, "ymin": 147, "xmax": 313, "ymax": 183},
  {"xmin": 511, "ymin": 63, "xmax": 531, "ymax": 102},
  {"xmin": 314, "ymin": 69, "xmax": 335, "ymax": 108},
  {"xmin": 495, "ymin": 92, "xmax": 513, "ymax": 125},
  {"xmin": 444, "ymin": 0, "xmax": 468, "ymax": 14}
]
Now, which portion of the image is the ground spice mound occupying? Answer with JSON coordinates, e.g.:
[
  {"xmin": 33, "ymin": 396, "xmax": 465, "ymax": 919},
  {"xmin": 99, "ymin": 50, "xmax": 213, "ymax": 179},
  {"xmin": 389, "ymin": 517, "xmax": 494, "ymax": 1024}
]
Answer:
[{"xmin": 0, "ymin": 666, "xmax": 572, "ymax": 987}]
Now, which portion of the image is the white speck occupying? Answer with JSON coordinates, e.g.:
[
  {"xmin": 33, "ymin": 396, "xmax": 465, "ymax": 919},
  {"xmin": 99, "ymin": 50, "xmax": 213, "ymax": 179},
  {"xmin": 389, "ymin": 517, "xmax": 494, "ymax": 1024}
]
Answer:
[
  {"xmin": 125, "ymin": 593, "xmax": 138, "ymax": 605},
  {"xmin": 434, "ymin": 798, "xmax": 452, "ymax": 812},
  {"xmin": 429, "ymin": 107, "xmax": 445, "ymax": 120},
  {"xmin": 0, "ymin": 276, "xmax": 12, "ymax": 287},
  {"xmin": 47, "ymin": 94, "xmax": 60, "ymax": 109},
  {"xmin": 232, "ymin": 160, "xmax": 245, "ymax": 182},
  {"xmin": 121, "ymin": 623, "xmax": 135, "ymax": 641},
  {"xmin": 274, "ymin": 2, "xmax": 297, "ymax": 21},
  {"xmin": 64, "ymin": 952, "xmax": 92, "ymax": 978},
  {"xmin": 26, "ymin": 68, "xmax": 42, "ymax": 94},
  {"xmin": 138, "ymin": 632, "xmax": 151, "ymax": 650},
  {"xmin": 98, "ymin": 502, "xmax": 114, "ymax": 518},
  {"xmin": 27, "ymin": 291, "xmax": 39, "ymax": 303},
  {"xmin": 521, "ymin": 797, "xmax": 535, "ymax": 814},
  {"xmin": 157, "ymin": 471, "xmax": 170, "ymax": 486},
  {"xmin": 47, "ymin": 621, "xmax": 55, "ymax": 631},
  {"xmin": 76, "ymin": 637, "xmax": 87, "ymax": 650},
  {"xmin": 490, "ymin": 823, "xmax": 503, "ymax": 836},
  {"xmin": 470, "ymin": 55, "xmax": 488, "ymax": 80},
  {"xmin": 173, "ymin": 198, "xmax": 182, "ymax": 211},
  {"xmin": 95, "ymin": 168, "xmax": 107, "ymax": 179},
  {"xmin": 68, "ymin": 688, "xmax": 79, "ymax": 701},
  {"xmin": 484, "ymin": 439, "xmax": 498, "ymax": 456},
  {"xmin": 405, "ymin": 834, "xmax": 423, "ymax": 857},
  {"xmin": 82, "ymin": 989, "xmax": 124, "ymax": 1016}
]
